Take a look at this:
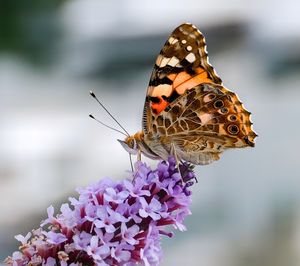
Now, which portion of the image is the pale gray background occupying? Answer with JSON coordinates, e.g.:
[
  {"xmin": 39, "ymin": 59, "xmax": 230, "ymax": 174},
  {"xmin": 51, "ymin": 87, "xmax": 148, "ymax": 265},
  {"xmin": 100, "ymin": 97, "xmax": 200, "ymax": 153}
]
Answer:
[{"xmin": 1, "ymin": 0, "xmax": 300, "ymax": 265}]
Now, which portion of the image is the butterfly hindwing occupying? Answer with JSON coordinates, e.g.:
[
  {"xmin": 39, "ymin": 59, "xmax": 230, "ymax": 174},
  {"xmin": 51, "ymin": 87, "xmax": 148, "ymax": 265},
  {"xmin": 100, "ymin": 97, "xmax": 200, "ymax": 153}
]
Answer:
[{"xmin": 144, "ymin": 83, "xmax": 256, "ymax": 164}]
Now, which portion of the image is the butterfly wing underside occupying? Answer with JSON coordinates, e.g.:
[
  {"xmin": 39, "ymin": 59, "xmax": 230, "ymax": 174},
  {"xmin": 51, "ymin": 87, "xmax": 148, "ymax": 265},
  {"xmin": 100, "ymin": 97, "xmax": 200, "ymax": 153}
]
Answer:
[{"xmin": 142, "ymin": 23, "xmax": 256, "ymax": 164}]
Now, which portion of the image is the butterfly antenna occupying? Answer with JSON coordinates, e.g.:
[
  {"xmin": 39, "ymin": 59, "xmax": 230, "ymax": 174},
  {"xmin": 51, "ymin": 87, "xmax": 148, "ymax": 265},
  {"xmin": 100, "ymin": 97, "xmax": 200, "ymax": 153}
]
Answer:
[
  {"xmin": 89, "ymin": 114, "xmax": 128, "ymax": 137},
  {"xmin": 90, "ymin": 91, "xmax": 130, "ymax": 136}
]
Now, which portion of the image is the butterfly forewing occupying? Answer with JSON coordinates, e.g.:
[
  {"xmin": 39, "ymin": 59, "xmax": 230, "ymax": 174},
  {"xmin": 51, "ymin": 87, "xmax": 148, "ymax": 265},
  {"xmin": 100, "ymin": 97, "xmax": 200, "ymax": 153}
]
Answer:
[{"xmin": 145, "ymin": 23, "xmax": 222, "ymax": 118}]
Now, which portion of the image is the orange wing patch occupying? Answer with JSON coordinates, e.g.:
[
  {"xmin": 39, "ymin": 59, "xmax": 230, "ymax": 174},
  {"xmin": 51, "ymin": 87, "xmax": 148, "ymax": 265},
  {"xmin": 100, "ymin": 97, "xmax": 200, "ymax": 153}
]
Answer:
[
  {"xmin": 148, "ymin": 67, "xmax": 215, "ymax": 115},
  {"xmin": 150, "ymin": 96, "xmax": 169, "ymax": 115},
  {"xmin": 173, "ymin": 67, "xmax": 213, "ymax": 94}
]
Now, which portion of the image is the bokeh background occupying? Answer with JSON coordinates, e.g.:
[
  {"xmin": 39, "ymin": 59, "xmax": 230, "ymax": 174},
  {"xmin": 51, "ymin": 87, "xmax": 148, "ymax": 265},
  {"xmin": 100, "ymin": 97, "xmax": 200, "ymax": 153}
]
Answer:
[{"xmin": 1, "ymin": 0, "xmax": 300, "ymax": 265}]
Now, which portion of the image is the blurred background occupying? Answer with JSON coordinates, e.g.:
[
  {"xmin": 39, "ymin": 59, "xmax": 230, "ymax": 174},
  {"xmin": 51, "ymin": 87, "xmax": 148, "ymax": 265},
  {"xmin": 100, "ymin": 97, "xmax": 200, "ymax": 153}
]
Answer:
[{"xmin": 1, "ymin": 0, "xmax": 300, "ymax": 265}]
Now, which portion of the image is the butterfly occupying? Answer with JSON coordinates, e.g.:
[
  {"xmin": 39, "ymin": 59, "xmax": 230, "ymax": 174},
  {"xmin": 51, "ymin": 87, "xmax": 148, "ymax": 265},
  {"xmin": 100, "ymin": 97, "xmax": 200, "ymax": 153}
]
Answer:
[{"xmin": 119, "ymin": 23, "xmax": 257, "ymax": 165}]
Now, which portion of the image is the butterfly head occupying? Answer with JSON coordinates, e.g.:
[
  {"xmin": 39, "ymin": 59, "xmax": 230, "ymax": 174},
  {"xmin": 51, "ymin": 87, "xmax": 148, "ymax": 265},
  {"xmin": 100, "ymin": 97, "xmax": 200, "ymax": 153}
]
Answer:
[
  {"xmin": 118, "ymin": 131, "xmax": 160, "ymax": 160},
  {"xmin": 118, "ymin": 135, "xmax": 139, "ymax": 155}
]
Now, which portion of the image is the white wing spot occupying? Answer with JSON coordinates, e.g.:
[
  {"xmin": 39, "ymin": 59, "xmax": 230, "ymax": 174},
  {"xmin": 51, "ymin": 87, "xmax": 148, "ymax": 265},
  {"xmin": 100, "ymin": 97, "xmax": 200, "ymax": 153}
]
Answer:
[
  {"xmin": 185, "ymin": 53, "xmax": 196, "ymax": 63},
  {"xmin": 181, "ymin": 39, "xmax": 187, "ymax": 44},
  {"xmin": 167, "ymin": 56, "xmax": 180, "ymax": 67},
  {"xmin": 168, "ymin": 37, "xmax": 175, "ymax": 44},
  {"xmin": 168, "ymin": 37, "xmax": 178, "ymax": 44},
  {"xmin": 160, "ymin": 56, "xmax": 171, "ymax": 67},
  {"xmin": 187, "ymin": 45, "xmax": 192, "ymax": 51}
]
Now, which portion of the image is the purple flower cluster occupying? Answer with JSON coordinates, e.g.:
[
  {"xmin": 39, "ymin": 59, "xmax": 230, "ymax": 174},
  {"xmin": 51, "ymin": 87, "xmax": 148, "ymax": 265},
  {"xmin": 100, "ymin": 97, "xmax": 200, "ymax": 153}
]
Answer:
[{"xmin": 5, "ymin": 157, "xmax": 196, "ymax": 266}]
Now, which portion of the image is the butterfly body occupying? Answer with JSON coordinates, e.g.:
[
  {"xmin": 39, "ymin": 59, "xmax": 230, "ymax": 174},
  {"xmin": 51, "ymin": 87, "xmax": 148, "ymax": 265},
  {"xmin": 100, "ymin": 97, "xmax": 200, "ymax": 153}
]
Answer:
[{"xmin": 121, "ymin": 23, "xmax": 257, "ymax": 165}]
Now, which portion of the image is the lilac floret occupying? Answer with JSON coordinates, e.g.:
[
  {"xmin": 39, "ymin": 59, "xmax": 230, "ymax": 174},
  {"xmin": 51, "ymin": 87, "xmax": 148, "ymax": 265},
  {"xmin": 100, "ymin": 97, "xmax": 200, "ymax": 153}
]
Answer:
[
  {"xmin": 5, "ymin": 157, "xmax": 196, "ymax": 266},
  {"xmin": 139, "ymin": 197, "xmax": 162, "ymax": 221},
  {"xmin": 104, "ymin": 187, "xmax": 129, "ymax": 204},
  {"xmin": 43, "ymin": 231, "xmax": 68, "ymax": 245},
  {"xmin": 15, "ymin": 232, "xmax": 31, "ymax": 245}
]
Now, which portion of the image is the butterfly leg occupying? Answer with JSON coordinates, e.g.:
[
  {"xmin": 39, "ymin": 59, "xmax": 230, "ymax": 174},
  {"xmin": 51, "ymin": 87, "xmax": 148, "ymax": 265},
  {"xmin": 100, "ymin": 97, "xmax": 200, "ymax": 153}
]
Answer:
[
  {"xmin": 132, "ymin": 150, "xmax": 141, "ymax": 178},
  {"xmin": 137, "ymin": 149, "xmax": 142, "ymax": 161},
  {"xmin": 129, "ymin": 154, "xmax": 134, "ymax": 172},
  {"xmin": 170, "ymin": 142, "xmax": 183, "ymax": 180}
]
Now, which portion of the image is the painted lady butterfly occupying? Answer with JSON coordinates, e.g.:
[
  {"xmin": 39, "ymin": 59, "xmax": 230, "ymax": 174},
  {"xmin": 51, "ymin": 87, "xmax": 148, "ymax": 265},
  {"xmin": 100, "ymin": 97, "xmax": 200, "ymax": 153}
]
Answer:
[{"xmin": 119, "ymin": 23, "xmax": 257, "ymax": 165}]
